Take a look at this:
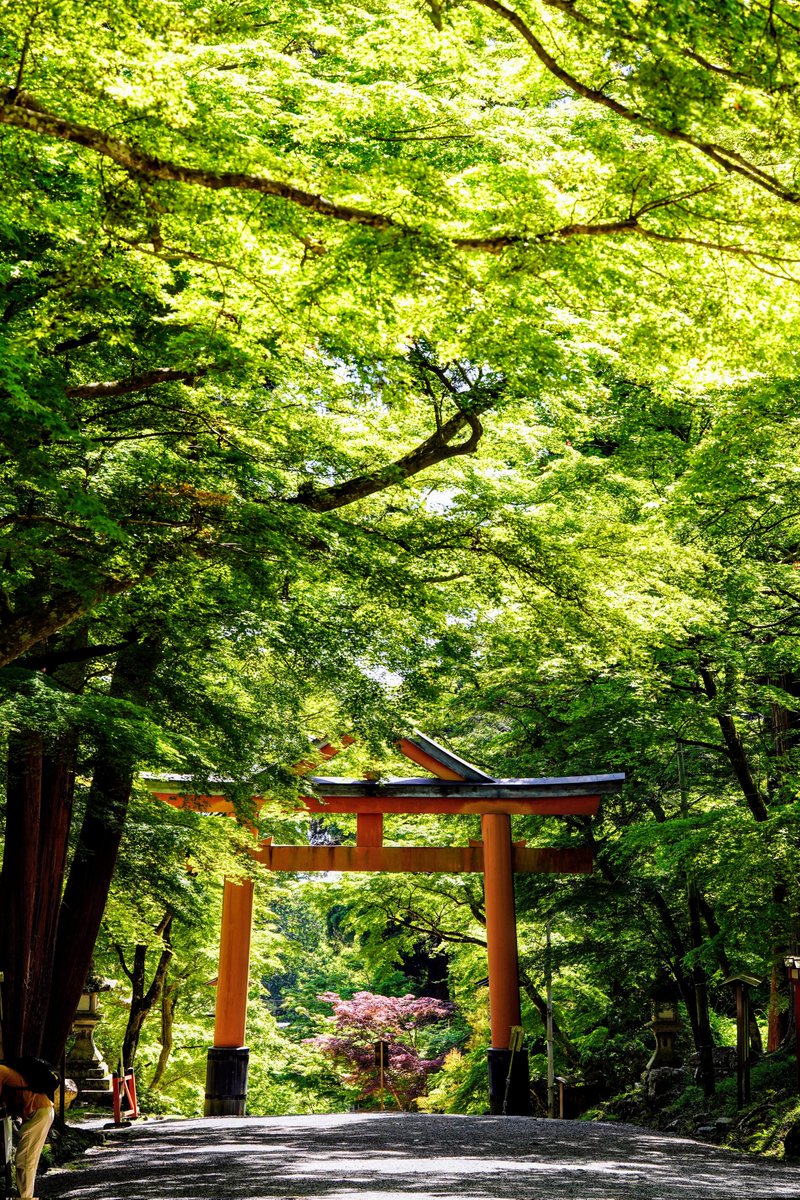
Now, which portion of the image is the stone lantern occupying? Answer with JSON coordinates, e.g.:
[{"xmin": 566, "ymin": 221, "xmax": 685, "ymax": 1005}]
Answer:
[
  {"xmin": 65, "ymin": 974, "xmax": 115, "ymax": 1105},
  {"xmin": 647, "ymin": 971, "xmax": 682, "ymax": 1069}
]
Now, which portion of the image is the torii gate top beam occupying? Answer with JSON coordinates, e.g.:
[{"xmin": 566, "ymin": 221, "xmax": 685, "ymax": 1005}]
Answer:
[{"xmin": 145, "ymin": 732, "xmax": 624, "ymax": 822}]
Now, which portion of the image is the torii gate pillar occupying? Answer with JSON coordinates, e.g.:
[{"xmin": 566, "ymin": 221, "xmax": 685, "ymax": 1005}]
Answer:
[
  {"xmin": 482, "ymin": 812, "xmax": 529, "ymax": 1114},
  {"xmin": 204, "ymin": 877, "xmax": 254, "ymax": 1116}
]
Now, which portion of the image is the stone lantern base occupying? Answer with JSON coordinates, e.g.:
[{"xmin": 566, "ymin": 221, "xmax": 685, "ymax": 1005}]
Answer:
[{"xmin": 65, "ymin": 998, "xmax": 114, "ymax": 1106}]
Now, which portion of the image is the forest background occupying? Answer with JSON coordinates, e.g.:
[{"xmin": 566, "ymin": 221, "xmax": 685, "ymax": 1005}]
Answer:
[{"xmin": 2, "ymin": 0, "xmax": 800, "ymax": 1142}]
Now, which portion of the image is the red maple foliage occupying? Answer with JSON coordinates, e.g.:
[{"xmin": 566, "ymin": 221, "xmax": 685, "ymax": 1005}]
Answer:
[{"xmin": 309, "ymin": 991, "xmax": 456, "ymax": 1110}]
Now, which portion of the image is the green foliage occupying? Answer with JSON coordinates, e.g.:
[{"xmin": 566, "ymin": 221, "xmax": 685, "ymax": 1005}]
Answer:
[{"xmin": 4, "ymin": 0, "xmax": 800, "ymax": 1145}]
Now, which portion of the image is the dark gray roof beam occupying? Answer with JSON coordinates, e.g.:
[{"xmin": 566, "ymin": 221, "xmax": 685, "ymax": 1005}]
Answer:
[{"xmin": 308, "ymin": 772, "xmax": 624, "ymax": 799}]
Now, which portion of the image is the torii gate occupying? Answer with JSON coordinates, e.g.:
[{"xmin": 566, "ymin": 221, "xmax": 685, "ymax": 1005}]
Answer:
[{"xmin": 148, "ymin": 734, "xmax": 623, "ymax": 1116}]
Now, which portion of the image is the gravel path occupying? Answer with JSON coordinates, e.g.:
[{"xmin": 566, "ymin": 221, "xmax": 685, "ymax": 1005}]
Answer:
[{"xmin": 44, "ymin": 1113, "xmax": 800, "ymax": 1200}]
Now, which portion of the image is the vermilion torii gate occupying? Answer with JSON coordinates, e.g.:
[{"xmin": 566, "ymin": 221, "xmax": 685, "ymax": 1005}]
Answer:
[{"xmin": 148, "ymin": 734, "xmax": 623, "ymax": 1116}]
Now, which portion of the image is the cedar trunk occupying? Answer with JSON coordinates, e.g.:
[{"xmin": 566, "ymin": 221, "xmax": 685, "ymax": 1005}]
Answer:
[
  {"xmin": 0, "ymin": 728, "xmax": 78, "ymax": 1057},
  {"xmin": 42, "ymin": 634, "xmax": 162, "ymax": 1061}
]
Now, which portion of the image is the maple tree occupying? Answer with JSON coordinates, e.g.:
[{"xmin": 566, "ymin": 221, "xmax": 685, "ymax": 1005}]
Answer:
[{"xmin": 310, "ymin": 991, "xmax": 457, "ymax": 1110}]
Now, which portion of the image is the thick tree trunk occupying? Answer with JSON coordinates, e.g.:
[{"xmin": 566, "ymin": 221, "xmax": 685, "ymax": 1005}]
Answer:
[
  {"xmin": 0, "ymin": 631, "xmax": 87, "ymax": 1058},
  {"xmin": 41, "ymin": 633, "xmax": 162, "ymax": 1061},
  {"xmin": 0, "ymin": 732, "xmax": 44, "ymax": 1057},
  {"xmin": 25, "ymin": 730, "xmax": 80, "ymax": 1046},
  {"xmin": 0, "ymin": 725, "xmax": 79, "ymax": 1057}
]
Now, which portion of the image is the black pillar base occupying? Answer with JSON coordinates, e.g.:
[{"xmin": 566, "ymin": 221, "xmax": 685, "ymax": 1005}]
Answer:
[
  {"xmin": 487, "ymin": 1047, "xmax": 530, "ymax": 1115},
  {"xmin": 205, "ymin": 1046, "xmax": 249, "ymax": 1116}
]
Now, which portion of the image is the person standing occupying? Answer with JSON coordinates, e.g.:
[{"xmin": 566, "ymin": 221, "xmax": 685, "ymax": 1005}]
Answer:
[{"xmin": 0, "ymin": 1061, "xmax": 55, "ymax": 1200}]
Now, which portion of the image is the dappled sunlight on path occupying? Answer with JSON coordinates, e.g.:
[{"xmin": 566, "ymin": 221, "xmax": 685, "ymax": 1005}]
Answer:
[{"xmin": 44, "ymin": 1113, "xmax": 800, "ymax": 1199}]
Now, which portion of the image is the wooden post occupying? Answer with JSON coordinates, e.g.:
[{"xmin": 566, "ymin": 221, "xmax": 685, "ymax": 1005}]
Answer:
[
  {"xmin": 735, "ymin": 982, "xmax": 746, "ymax": 1109},
  {"xmin": 357, "ymin": 813, "xmax": 383, "ymax": 847},
  {"xmin": 482, "ymin": 813, "xmax": 529, "ymax": 1114},
  {"xmin": 725, "ymin": 972, "xmax": 760, "ymax": 1108},
  {"xmin": 205, "ymin": 877, "xmax": 254, "ymax": 1116}
]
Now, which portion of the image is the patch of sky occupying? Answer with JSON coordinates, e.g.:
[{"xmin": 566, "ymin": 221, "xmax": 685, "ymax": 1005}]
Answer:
[
  {"xmin": 360, "ymin": 661, "xmax": 404, "ymax": 688},
  {"xmin": 302, "ymin": 460, "xmax": 339, "ymax": 484},
  {"xmin": 423, "ymin": 487, "xmax": 460, "ymax": 514},
  {"xmin": 445, "ymin": 611, "xmax": 478, "ymax": 628}
]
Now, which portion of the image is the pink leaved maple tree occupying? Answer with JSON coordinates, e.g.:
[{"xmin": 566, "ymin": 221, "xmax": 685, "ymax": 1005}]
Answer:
[{"xmin": 309, "ymin": 991, "xmax": 456, "ymax": 1110}]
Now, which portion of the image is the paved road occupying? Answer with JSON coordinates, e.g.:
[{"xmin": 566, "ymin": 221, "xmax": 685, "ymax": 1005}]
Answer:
[{"xmin": 44, "ymin": 1113, "xmax": 800, "ymax": 1200}]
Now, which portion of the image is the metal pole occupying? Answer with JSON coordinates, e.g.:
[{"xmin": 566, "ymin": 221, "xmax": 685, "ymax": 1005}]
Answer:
[{"xmin": 546, "ymin": 917, "xmax": 555, "ymax": 1118}]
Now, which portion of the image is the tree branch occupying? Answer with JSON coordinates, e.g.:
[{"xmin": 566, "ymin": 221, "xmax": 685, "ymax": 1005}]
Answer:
[
  {"xmin": 287, "ymin": 409, "xmax": 484, "ymax": 513},
  {"xmin": 455, "ymin": 217, "xmax": 640, "ymax": 252},
  {"xmin": 112, "ymin": 942, "xmax": 134, "ymax": 984},
  {"xmin": 20, "ymin": 637, "xmax": 138, "ymax": 671},
  {"xmin": 538, "ymin": 0, "xmax": 767, "ymax": 87},
  {"xmin": 457, "ymin": 208, "xmax": 799, "ymax": 269},
  {"xmin": 676, "ymin": 737, "xmax": 728, "ymax": 754},
  {"xmin": 65, "ymin": 367, "xmax": 208, "ymax": 400},
  {"xmin": 0, "ymin": 578, "xmax": 145, "ymax": 669},
  {"xmin": 0, "ymin": 92, "xmax": 398, "ymax": 230},
  {"xmin": 698, "ymin": 663, "xmax": 769, "ymax": 822},
  {"xmin": 142, "ymin": 914, "xmax": 173, "ymax": 1010},
  {"xmin": 468, "ymin": 0, "xmax": 799, "ymax": 203},
  {"xmin": 5, "ymin": 91, "xmax": 787, "ymax": 272}
]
